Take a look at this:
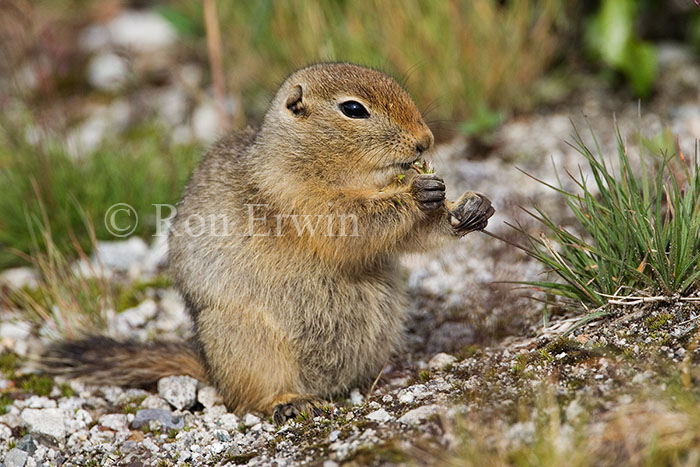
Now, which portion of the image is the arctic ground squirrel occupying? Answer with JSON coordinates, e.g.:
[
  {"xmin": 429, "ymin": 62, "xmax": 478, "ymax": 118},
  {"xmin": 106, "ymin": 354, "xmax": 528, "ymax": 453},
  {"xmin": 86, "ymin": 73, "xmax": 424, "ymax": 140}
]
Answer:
[{"xmin": 44, "ymin": 63, "xmax": 495, "ymax": 423}]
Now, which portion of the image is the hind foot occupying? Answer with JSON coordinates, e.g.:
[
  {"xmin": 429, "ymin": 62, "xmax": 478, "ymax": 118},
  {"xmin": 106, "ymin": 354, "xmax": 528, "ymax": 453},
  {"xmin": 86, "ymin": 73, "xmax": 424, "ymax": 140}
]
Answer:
[{"xmin": 271, "ymin": 393, "xmax": 327, "ymax": 425}]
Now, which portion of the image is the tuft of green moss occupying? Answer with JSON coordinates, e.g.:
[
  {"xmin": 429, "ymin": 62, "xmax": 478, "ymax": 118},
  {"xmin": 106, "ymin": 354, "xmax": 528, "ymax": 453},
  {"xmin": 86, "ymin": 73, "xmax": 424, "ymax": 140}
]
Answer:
[
  {"xmin": 457, "ymin": 345, "xmax": 482, "ymax": 361},
  {"xmin": 512, "ymin": 354, "xmax": 529, "ymax": 373},
  {"xmin": 19, "ymin": 374, "xmax": 54, "ymax": 396},
  {"xmin": 167, "ymin": 429, "xmax": 179, "ymax": 442},
  {"xmin": 646, "ymin": 313, "xmax": 672, "ymax": 331},
  {"xmin": 0, "ymin": 352, "xmax": 19, "ymax": 375},
  {"xmin": 123, "ymin": 403, "xmax": 139, "ymax": 414},
  {"xmin": 0, "ymin": 394, "xmax": 13, "ymax": 415},
  {"xmin": 116, "ymin": 275, "xmax": 173, "ymax": 312},
  {"xmin": 59, "ymin": 383, "xmax": 75, "ymax": 398}
]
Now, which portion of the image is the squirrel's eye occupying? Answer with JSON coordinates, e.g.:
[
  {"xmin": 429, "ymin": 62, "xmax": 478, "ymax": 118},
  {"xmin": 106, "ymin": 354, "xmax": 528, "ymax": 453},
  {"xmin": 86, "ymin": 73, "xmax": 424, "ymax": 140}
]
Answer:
[{"xmin": 339, "ymin": 100, "xmax": 370, "ymax": 119}]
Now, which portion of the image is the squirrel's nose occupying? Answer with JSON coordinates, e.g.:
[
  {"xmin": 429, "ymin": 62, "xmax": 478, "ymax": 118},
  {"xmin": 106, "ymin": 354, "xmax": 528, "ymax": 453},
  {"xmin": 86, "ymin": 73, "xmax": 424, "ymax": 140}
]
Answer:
[{"xmin": 415, "ymin": 130, "xmax": 434, "ymax": 155}]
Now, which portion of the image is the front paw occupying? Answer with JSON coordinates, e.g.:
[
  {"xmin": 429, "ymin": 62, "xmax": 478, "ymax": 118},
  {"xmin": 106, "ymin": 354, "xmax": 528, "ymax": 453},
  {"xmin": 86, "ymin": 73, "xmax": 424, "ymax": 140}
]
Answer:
[
  {"xmin": 410, "ymin": 174, "xmax": 445, "ymax": 211},
  {"xmin": 449, "ymin": 192, "xmax": 495, "ymax": 235}
]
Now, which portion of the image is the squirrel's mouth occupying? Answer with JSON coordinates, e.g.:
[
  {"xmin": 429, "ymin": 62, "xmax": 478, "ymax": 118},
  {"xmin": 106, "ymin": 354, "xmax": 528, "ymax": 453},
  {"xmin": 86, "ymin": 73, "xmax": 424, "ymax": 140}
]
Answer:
[
  {"xmin": 392, "ymin": 156, "xmax": 422, "ymax": 172},
  {"xmin": 391, "ymin": 157, "xmax": 433, "ymax": 174}
]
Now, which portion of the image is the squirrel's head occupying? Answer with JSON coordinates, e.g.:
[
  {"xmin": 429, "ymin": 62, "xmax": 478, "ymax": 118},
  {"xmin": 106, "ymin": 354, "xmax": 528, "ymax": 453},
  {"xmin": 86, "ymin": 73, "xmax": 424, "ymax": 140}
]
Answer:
[{"xmin": 258, "ymin": 63, "xmax": 434, "ymax": 189}]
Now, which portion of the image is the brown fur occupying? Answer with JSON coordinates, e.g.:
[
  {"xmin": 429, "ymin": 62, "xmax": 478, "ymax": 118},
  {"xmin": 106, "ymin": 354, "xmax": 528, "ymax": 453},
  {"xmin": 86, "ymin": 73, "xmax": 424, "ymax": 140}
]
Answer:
[{"xmin": 43, "ymin": 63, "xmax": 494, "ymax": 422}]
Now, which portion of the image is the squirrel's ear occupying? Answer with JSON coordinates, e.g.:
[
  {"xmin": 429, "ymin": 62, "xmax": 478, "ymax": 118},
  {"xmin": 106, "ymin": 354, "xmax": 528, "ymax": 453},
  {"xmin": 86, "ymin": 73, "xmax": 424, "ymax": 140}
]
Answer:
[{"xmin": 285, "ymin": 84, "xmax": 307, "ymax": 117}]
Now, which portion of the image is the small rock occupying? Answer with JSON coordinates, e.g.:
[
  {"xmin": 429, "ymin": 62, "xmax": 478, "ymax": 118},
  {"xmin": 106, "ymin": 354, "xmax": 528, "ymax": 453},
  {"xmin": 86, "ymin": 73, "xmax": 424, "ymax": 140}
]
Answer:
[
  {"xmin": 16, "ymin": 434, "xmax": 37, "ymax": 455},
  {"xmin": 64, "ymin": 409, "xmax": 92, "ymax": 434},
  {"xmin": 5, "ymin": 448, "xmax": 28, "ymax": 467},
  {"xmin": 21, "ymin": 408, "xmax": 66, "ymax": 443},
  {"xmin": 142, "ymin": 230, "xmax": 170, "ymax": 272},
  {"xmin": 410, "ymin": 384, "xmax": 429, "ymax": 400},
  {"xmin": 506, "ymin": 421, "xmax": 536, "ymax": 446},
  {"xmin": 350, "ymin": 388, "xmax": 364, "ymax": 405},
  {"xmin": 90, "ymin": 424, "xmax": 115, "ymax": 443},
  {"xmin": 158, "ymin": 375, "xmax": 198, "ymax": 410},
  {"xmin": 101, "ymin": 386, "xmax": 126, "ymax": 405},
  {"xmin": 80, "ymin": 10, "xmax": 177, "ymax": 53},
  {"xmin": 218, "ymin": 413, "xmax": 240, "ymax": 431},
  {"xmin": 244, "ymin": 413, "xmax": 261, "ymax": 427},
  {"xmin": 148, "ymin": 419, "xmax": 164, "ymax": 432},
  {"xmin": 197, "ymin": 386, "xmax": 223, "ymax": 409},
  {"xmin": 108, "ymin": 10, "xmax": 177, "ymax": 53},
  {"xmin": 114, "ymin": 299, "xmax": 158, "ymax": 332},
  {"xmin": 98, "ymin": 414, "xmax": 128, "ymax": 431},
  {"xmin": 365, "ymin": 408, "xmax": 392, "ymax": 422},
  {"xmin": 157, "ymin": 87, "xmax": 189, "ymax": 126},
  {"xmin": 565, "ymin": 400, "xmax": 584, "ymax": 422},
  {"xmin": 0, "ymin": 267, "xmax": 38, "ymax": 289},
  {"xmin": 87, "ymin": 52, "xmax": 129, "ymax": 92},
  {"xmin": 0, "ymin": 413, "xmax": 22, "ymax": 429},
  {"xmin": 203, "ymin": 404, "xmax": 227, "ymax": 422},
  {"xmin": 141, "ymin": 395, "xmax": 170, "ymax": 410},
  {"xmin": 65, "ymin": 114, "xmax": 109, "ymax": 157},
  {"xmin": 154, "ymin": 291, "xmax": 189, "ymax": 334},
  {"xmin": 192, "ymin": 102, "xmax": 221, "ymax": 143},
  {"xmin": 398, "ymin": 405, "xmax": 442, "ymax": 425},
  {"xmin": 398, "ymin": 391, "xmax": 415, "ymax": 404},
  {"xmin": 328, "ymin": 430, "xmax": 341, "ymax": 442},
  {"xmin": 58, "ymin": 397, "xmax": 85, "ymax": 412},
  {"xmin": 0, "ymin": 321, "xmax": 31, "ymax": 341},
  {"xmin": 428, "ymin": 353, "xmax": 457, "ymax": 370},
  {"xmin": 131, "ymin": 409, "xmax": 184, "ymax": 430},
  {"xmin": 24, "ymin": 396, "xmax": 57, "ymax": 409},
  {"xmin": 95, "ymin": 238, "xmax": 149, "ymax": 272}
]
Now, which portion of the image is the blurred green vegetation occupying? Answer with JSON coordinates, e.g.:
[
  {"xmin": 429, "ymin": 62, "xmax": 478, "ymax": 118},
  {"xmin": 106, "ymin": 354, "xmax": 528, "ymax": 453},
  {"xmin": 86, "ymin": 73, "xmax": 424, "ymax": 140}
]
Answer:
[
  {"xmin": 584, "ymin": 0, "xmax": 657, "ymax": 96},
  {"xmin": 168, "ymin": 0, "xmax": 563, "ymax": 130},
  {"xmin": 0, "ymin": 119, "xmax": 201, "ymax": 269}
]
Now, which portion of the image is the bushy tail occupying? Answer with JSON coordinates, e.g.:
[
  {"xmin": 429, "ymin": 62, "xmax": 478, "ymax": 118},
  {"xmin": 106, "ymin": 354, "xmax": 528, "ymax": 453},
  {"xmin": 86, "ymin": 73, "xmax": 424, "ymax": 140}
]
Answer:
[{"xmin": 42, "ymin": 336, "xmax": 209, "ymax": 387}]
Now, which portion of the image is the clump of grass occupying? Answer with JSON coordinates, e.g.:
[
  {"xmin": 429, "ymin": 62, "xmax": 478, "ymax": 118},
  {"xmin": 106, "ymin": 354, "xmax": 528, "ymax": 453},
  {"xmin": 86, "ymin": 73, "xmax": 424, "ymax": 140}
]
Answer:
[
  {"xmin": 512, "ymin": 127, "xmax": 700, "ymax": 318},
  {"xmin": 8, "ymin": 204, "xmax": 114, "ymax": 338},
  {"xmin": 0, "ymin": 394, "xmax": 13, "ymax": 415}
]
